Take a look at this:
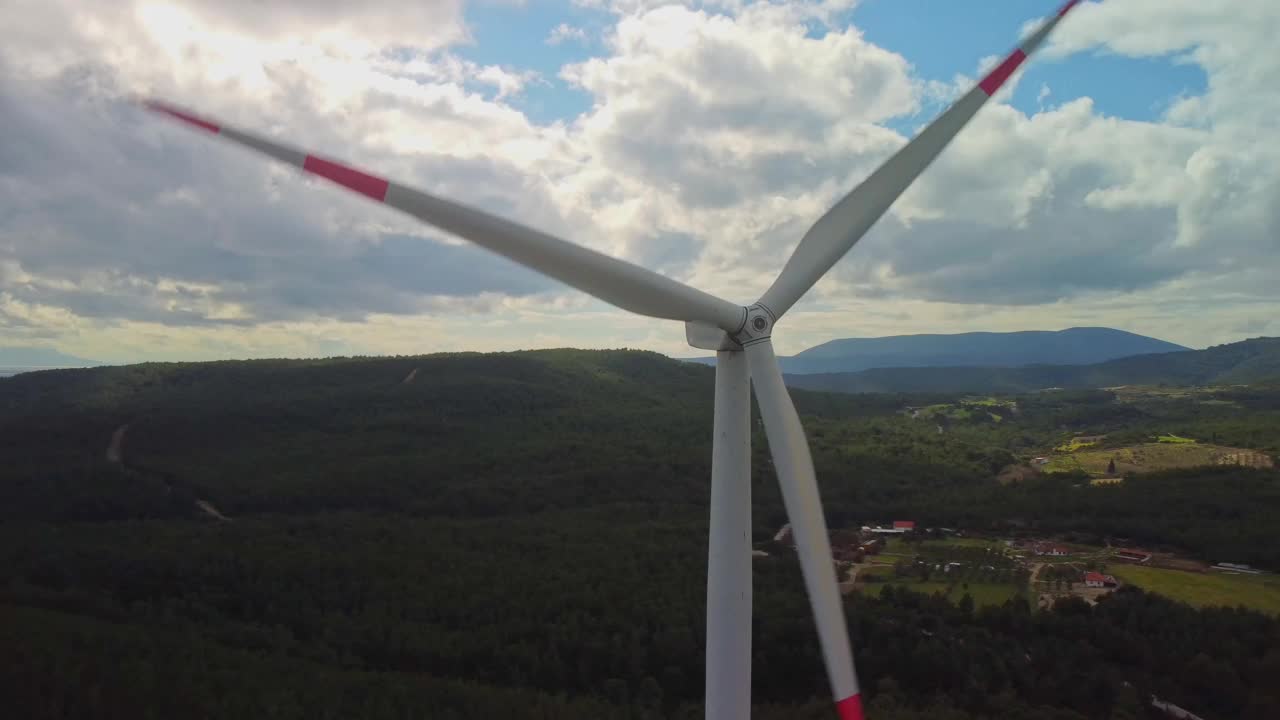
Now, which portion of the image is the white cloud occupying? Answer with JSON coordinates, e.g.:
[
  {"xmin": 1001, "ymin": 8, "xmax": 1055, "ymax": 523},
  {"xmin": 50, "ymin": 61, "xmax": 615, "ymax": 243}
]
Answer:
[
  {"xmin": 546, "ymin": 22, "xmax": 587, "ymax": 46},
  {"xmin": 1, "ymin": 0, "xmax": 1277, "ymax": 363}
]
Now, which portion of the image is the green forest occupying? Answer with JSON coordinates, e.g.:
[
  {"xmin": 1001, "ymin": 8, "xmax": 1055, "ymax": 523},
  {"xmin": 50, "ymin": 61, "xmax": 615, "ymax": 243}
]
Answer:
[{"xmin": 3, "ymin": 349, "xmax": 1279, "ymax": 718}]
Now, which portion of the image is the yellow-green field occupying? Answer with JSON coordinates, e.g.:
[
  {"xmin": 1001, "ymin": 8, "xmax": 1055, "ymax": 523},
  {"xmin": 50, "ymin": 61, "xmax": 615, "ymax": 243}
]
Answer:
[
  {"xmin": 1054, "ymin": 438, "xmax": 1099, "ymax": 452},
  {"xmin": 1045, "ymin": 442, "xmax": 1256, "ymax": 476},
  {"xmin": 1109, "ymin": 565, "xmax": 1280, "ymax": 615}
]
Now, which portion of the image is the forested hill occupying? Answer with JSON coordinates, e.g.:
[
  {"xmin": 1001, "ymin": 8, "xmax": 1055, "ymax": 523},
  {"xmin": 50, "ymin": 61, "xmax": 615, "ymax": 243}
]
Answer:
[
  {"xmin": 685, "ymin": 327, "xmax": 1187, "ymax": 374},
  {"xmin": 4, "ymin": 349, "xmax": 1280, "ymax": 718},
  {"xmin": 787, "ymin": 336, "xmax": 1280, "ymax": 395},
  {"xmin": 0, "ymin": 348, "xmax": 901, "ymax": 520}
]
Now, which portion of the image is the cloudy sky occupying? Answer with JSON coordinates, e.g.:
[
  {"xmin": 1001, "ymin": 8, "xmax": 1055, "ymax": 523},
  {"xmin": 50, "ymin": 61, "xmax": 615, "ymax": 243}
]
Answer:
[{"xmin": 2, "ymin": 0, "xmax": 1277, "ymax": 363}]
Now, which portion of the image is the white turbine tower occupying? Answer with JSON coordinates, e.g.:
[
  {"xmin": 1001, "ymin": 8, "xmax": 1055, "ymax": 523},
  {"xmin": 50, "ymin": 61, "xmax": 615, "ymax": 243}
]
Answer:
[{"xmin": 141, "ymin": 3, "xmax": 1082, "ymax": 717}]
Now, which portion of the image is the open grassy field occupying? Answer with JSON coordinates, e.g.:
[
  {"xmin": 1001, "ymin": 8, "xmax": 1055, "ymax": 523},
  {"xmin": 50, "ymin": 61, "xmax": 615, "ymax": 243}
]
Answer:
[
  {"xmin": 882, "ymin": 536, "xmax": 1004, "ymax": 554},
  {"xmin": 866, "ymin": 579, "xmax": 1022, "ymax": 608},
  {"xmin": 939, "ymin": 537, "xmax": 1006, "ymax": 549},
  {"xmin": 1045, "ymin": 441, "xmax": 1266, "ymax": 476},
  {"xmin": 1109, "ymin": 565, "xmax": 1280, "ymax": 615},
  {"xmin": 863, "ymin": 537, "xmax": 1024, "ymax": 606},
  {"xmin": 914, "ymin": 397, "xmax": 1015, "ymax": 423}
]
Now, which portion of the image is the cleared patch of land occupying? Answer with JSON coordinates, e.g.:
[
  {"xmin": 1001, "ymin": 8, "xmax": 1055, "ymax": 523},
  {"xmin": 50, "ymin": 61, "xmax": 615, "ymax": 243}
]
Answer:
[
  {"xmin": 883, "ymin": 536, "xmax": 1003, "ymax": 554},
  {"xmin": 1045, "ymin": 441, "xmax": 1271, "ymax": 476},
  {"xmin": 1054, "ymin": 437, "xmax": 1100, "ymax": 453},
  {"xmin": 1108, "ymin": 565, "xmax": 1280, "ymax": 615},
  {"xmin": 909, "ymin": 397, "xmax": 1016, "ymax": 423},
  {"xmin": 1108, "ymin": 385, "xmax": 1243, "ymax": 403},
  {"xmin": 865, "ymin": 580, "xmax": 1021, "ymax": 608},
  {"xmin": 861, "ymin": 536, "xmax": 1024, "ymax": 607}
]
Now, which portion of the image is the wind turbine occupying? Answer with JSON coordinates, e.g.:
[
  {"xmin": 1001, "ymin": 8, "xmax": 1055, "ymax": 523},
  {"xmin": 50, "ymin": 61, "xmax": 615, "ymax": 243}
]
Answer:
[{"xmin": 140, "ymin": 2, "xmax": 1081, "ymax": 717}]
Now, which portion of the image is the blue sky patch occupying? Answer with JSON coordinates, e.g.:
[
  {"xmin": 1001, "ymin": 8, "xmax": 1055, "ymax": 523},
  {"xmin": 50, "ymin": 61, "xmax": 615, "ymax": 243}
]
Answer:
[
  {"xmin": 844, "ymin": 0, "xmax": 1205, "ymax": 124},
  {"xmin": 453, "ymin": 1, "xmax": 1206, "ymax": 130},
  {"xmin": 455, "ymin": 1, "xmax": 603, "ymax": 124}
]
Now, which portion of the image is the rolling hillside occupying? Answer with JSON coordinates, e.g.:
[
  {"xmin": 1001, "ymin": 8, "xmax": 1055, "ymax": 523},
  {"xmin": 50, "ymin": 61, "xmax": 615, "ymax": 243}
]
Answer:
[
  {"xmin": 3, "ymin": 348, "xmax": 1280, "ymax": 719},
  {"xmin": 786, "ymin": 336, "xmax": 1280, "ymax": 394},
  {"xmin": 684, "ymin": 327, "xmax": 1187, "ymax": 374}
]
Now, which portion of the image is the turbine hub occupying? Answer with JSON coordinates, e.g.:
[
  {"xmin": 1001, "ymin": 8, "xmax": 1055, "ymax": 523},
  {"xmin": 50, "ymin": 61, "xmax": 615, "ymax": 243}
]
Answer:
[
  {"xmin": 684, "ymin": 303, "xmax": 776, "ymax": 350},
  {"xmin": 731, "ymin": 303, "xmax": 775, "ymax": 347}
]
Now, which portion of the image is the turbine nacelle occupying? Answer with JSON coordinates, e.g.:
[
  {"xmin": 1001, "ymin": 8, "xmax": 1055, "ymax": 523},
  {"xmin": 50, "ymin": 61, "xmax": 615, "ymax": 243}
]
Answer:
[{"xmin": 685, "ymin": 321, "xmax": 740, "ymax": 351}]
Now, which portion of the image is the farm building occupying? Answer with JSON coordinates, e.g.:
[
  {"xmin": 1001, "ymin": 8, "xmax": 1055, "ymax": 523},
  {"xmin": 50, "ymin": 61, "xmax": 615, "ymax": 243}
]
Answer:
[
  {"xmin": 1032, "ymin": 543, "xmax": 1070, "ymax": 557},
  {"xmin": 1114, "ymin": 548, "xmax": 1152, "ymax": 563},
  {"xmin": 865, "ymin": 523, "xmax": 914, "ymax": 534},
  {"xmin": 1212, "ymin": 563, "xmax": 1262, "ymax": 575},
  {"xmin": 1084, "ymin": 572, "xmax": 1118, "ymax": 588}
]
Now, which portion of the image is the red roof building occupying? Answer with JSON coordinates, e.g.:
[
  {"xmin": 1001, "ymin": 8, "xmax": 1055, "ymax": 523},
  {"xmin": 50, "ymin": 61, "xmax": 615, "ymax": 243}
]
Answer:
[
  {"xmin": 892, "ymin": 520, "xmax": 916, "ymax": 530},
  {"xmin": 1084, "ymin": 572, "xmax": 1118, "ymax": 588},
  {"xmin": 1114, "ymin": 548, "xmax": 1152, "ymax": 563}
]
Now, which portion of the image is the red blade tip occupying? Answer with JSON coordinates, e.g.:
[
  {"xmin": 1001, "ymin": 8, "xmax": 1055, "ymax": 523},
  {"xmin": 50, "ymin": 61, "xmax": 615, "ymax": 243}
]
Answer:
[{"xmin": 836, "ymin": 693, "xmax": 864, "ymax": 720}]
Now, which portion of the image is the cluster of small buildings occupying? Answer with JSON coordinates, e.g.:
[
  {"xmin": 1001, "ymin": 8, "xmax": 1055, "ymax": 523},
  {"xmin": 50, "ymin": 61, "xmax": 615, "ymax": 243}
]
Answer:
[{"xmin": 773, "ymin": 522, "xmax": 914, "ymax": 564}]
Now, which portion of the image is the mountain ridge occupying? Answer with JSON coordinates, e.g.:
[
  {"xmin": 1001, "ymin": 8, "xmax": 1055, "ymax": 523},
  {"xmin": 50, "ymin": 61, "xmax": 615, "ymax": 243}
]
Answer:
[
  {"xmin": 0, "ymin": 346, "xmax": 100, "ymax": 375},
  {"xmin": 683, "ymin": 327, "xmax": 1189, "ymax": 374},
  {"xmin": 784, "ymin": 336, "xmax": 1280, "ymax": 395}
]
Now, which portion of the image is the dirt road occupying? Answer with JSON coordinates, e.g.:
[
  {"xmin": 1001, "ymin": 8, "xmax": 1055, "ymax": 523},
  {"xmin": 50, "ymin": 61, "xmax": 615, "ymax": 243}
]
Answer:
[
  {"xmin": 105, "ymin": 423, "xmax": 232, "ymax": 522},
  {"xmin": 106, "ymin": 424, "xmax": 128, "ymax": 463}
]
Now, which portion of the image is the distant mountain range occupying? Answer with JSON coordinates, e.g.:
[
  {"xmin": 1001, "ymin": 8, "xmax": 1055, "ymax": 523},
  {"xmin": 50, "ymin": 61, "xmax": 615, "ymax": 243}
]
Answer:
[
  {"xmin": 684, "ymin": 327, "xmax": 1189, "ymax": 375},
  {"xmin": 785, "ymin": 336, "xmax": 1280, "ymax": 395},
  {"xmin": 0, "ymin": 347, "xmax": 100, "ymax": 376}
]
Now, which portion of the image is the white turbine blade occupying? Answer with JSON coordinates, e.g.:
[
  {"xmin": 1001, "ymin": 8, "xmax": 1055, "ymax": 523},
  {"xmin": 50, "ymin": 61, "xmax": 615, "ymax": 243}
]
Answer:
[
  {"xmin": 744, "ymin": 339, "xmax": 863, "ymax": 720},
  {"xmin": 759, "ymin": 0, "xmax": 1083, "ymax": 319},
  {"xmin": 139, "ymin": 100, "xmax": 746, "ymax": 331}
]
